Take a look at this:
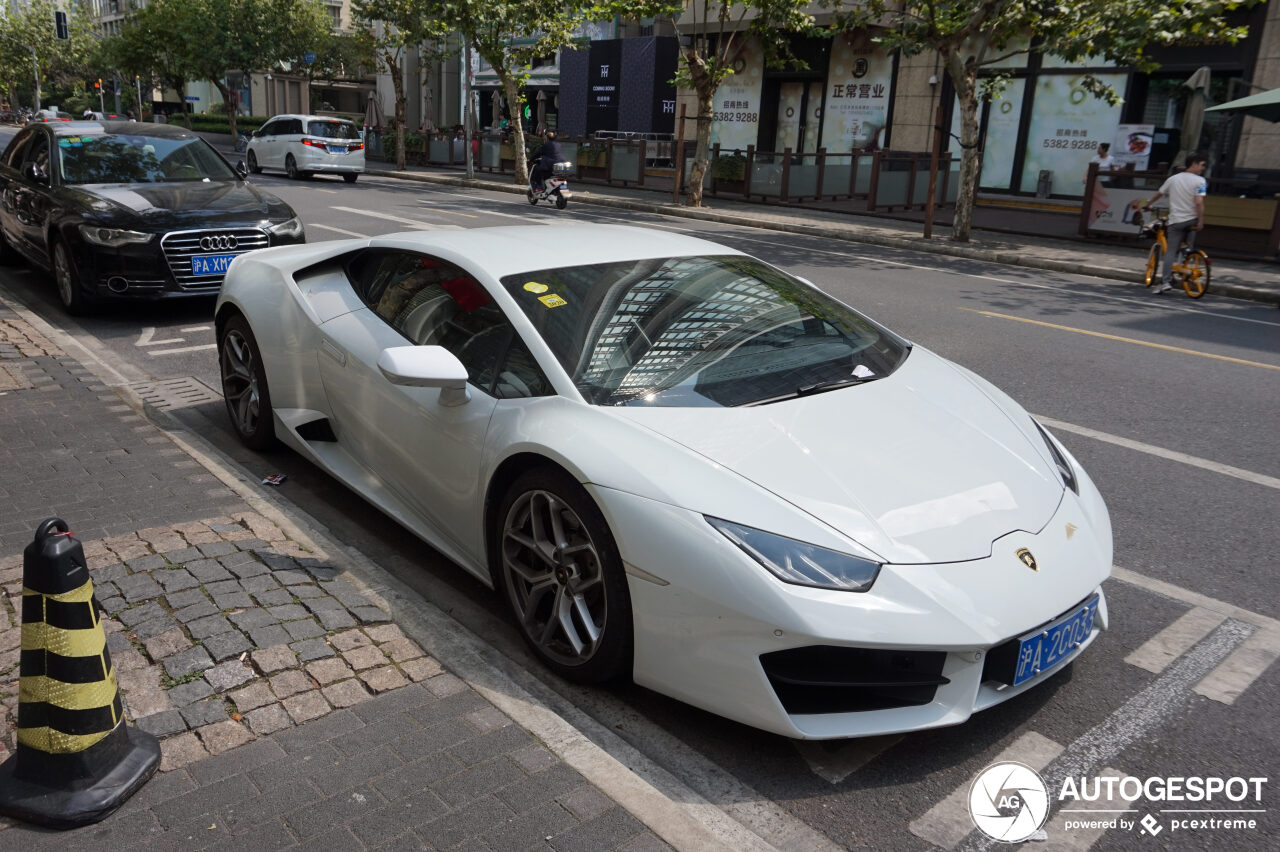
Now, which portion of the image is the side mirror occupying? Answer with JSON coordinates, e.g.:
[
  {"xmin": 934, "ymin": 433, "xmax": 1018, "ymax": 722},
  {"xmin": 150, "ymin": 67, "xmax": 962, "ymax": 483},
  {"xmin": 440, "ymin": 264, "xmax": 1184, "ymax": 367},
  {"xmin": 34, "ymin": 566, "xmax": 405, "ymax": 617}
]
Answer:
[
  {"xmin": 235, "ymin": 159, "xmax": 249, "ymax": 179},
  {"xmin": 377, "ymin": 346, "xmax": 470, "ymax": 406},
  {"xmin": 23, "ymin": 162, "xmax": 47, "ymax": 184}
]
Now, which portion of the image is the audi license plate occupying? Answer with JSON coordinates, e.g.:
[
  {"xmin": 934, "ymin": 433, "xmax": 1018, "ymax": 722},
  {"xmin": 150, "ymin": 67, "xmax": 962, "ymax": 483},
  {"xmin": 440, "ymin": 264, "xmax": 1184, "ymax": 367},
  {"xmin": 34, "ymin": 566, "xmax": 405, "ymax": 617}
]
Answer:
[
  {"xmin": 1011, "ymin": 595, "xmax": 1099, "ymax": 686},
  {"xmin": 191, "ymin": 254, "xmax": 236, "ymax": 276}
]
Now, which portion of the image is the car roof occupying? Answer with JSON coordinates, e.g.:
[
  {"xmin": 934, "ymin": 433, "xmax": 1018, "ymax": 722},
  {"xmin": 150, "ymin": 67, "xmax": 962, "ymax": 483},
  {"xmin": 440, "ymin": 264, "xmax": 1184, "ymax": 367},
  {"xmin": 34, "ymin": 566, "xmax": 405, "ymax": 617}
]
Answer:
[
  {"xmin": 45, "ymin": 121, "xmax": 200, "ymax": 140},
  {"xmin": 267, "ymin": 114, "xmax": 356, "ymax": 124},
  {"xmin": 371, "ymin": 224, "xmax": 747, "ymax": 279}
]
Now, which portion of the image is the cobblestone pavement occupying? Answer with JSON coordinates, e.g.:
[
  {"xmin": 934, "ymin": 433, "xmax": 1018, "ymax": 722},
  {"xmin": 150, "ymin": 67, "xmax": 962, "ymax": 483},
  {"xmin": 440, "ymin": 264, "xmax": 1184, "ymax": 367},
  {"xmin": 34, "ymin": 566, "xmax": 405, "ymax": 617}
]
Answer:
[{"xmin": 0, "ymin": 302, "xmax": 670, "ymax": 850}]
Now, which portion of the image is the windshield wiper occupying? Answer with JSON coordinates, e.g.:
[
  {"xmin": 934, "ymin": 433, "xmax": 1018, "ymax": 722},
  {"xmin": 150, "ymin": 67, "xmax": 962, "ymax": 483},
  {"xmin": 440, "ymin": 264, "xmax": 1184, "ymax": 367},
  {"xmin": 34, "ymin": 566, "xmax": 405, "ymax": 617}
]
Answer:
[{"xmin": 795, "ymin": 376, "xmax": 877, "ymax": 397}]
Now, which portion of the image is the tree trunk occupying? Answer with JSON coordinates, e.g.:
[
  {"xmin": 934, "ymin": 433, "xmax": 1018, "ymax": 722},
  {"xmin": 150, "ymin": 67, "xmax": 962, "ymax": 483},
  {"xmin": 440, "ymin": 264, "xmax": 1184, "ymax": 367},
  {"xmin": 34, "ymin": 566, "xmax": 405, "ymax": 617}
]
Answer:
[
  {"xmin": 385, "ymin": 52, "xmax": 406, "ymax": 171},
  {"xmin": 945, "ymin": 51, "xmax": 981, "ymax": 243},
  {"xmin": 501, "ymin": 73, "xmax": 527, "ymax": 185},
  {"xmin": 686, "ymin": 88, "xmax": 714, "ymax": 207},
  {"xmin": 214, "ymin": 80, "xmax": 234, "ymax": 139}
]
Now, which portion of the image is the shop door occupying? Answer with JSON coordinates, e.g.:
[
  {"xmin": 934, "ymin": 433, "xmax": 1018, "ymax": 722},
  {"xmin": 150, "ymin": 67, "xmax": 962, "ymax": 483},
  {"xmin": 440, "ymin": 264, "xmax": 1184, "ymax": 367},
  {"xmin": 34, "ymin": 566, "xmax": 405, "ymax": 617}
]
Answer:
[{"xmin": 773, "ymin": 82, "xmax": 824, "ymax": 154}]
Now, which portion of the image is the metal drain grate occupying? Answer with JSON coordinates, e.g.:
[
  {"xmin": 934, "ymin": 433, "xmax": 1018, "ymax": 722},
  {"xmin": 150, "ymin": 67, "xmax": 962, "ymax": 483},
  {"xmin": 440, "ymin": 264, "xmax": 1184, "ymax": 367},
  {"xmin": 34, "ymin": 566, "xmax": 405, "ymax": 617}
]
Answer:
[{"xmin": 130, "ymin": 376, "xmax": 223, "ymax": 411}]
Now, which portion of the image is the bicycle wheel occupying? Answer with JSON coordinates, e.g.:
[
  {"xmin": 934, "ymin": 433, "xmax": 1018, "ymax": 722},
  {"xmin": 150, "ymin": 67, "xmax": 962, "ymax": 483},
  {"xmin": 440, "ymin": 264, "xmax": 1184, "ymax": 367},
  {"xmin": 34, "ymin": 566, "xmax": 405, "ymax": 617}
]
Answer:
[
  {"xmin": 1181, "ymin": 250, "xmax": 1210, "ymax": 299},
  {"xmin": 1144, "ymin": 243, "xmax": 1163, "ymax": 287}
]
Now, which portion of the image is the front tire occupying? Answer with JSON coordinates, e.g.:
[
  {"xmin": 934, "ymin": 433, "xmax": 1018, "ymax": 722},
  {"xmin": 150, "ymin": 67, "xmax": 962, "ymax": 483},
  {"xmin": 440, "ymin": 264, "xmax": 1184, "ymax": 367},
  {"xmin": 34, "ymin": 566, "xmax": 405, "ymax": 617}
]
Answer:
[
  {"xmin": 218, "ymin": 314, "xmax": 277, "ymax": 450},
  {"xmin": 1182, "ymin": 249, "xmax": 1210, "ymax": 299},
  {"xmin": 1144, "ymin": 244, "xmax": 1162, "ymax": 287},
  {"xmin": 495, "ymin": 467, "xmax": 632, "ymax": 684},
  {"xmin": 247, "ymin": 150, "xmax": 261, "ymax": 174},
  {"xmin": 343, "ymin": 173, "xmax": 358, "ymax": 184},
  {"xmin": 52, "ymin": 239, "xmax": 92, "ymax": 315}
]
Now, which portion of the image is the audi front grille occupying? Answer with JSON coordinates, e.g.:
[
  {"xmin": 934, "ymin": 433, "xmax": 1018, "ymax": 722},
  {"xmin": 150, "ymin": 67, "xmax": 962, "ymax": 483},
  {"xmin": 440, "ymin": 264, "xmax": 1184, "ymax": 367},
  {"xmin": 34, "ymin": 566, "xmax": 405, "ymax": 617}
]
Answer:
[{"xmin": 160, "ymin": 228, "xmax": 270, "ymax": 290}]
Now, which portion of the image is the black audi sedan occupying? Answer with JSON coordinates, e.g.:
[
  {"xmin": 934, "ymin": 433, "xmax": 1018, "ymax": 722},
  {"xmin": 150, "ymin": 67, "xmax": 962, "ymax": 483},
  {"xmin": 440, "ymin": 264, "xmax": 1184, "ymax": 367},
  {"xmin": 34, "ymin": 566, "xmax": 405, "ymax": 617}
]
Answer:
[{"xmin": 0, "ymin": 121, "xmax": 303, "ymax": 314}]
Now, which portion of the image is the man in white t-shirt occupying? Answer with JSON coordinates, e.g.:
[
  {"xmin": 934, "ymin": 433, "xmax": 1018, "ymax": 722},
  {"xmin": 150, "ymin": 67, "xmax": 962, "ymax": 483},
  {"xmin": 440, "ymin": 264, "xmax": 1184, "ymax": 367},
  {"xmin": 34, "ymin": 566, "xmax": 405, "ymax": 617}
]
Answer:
[
  {"xmin": 1137, "ymin": 153, "xmax": 1208, "ymax": 294},
  {"xmin": 1086, "ymin": 142, "xmax": 1116, "ymax": 185}
]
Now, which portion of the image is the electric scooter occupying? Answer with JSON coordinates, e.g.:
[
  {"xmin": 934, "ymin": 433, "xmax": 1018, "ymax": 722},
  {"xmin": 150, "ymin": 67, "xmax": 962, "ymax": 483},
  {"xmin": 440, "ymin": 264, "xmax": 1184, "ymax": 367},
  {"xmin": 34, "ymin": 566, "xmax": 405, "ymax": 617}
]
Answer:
[{"xmin": 528, "ymin": 161, "xmax": 573, "ymax": 210}]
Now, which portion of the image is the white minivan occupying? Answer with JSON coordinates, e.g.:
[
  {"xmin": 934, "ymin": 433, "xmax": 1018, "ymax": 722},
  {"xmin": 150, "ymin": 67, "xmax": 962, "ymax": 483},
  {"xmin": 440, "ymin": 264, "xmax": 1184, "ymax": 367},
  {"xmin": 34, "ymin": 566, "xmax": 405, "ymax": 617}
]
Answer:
[{"xmin": 246, "ymin": 114, "xmax": 364, "ymax": 182}]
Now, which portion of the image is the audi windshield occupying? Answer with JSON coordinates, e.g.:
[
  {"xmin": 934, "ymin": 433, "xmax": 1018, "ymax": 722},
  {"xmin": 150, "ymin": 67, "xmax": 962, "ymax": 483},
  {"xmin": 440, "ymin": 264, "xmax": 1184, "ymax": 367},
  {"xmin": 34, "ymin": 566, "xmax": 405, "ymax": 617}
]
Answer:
[
  {"xmin": 57, "ymin": 132, "xmax": 238, "ymax": 185},
  {"xmin": 502, "ymin": 255, "xmax": 909, "ymax": 408}
]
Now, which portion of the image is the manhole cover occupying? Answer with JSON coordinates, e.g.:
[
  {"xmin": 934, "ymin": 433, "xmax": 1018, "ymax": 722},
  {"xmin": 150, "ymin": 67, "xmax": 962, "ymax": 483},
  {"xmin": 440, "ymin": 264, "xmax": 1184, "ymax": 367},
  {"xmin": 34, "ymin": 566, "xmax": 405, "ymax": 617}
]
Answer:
[{"xmin": 130, "ymin": 376, "xmax": 222, "ymax": 411}]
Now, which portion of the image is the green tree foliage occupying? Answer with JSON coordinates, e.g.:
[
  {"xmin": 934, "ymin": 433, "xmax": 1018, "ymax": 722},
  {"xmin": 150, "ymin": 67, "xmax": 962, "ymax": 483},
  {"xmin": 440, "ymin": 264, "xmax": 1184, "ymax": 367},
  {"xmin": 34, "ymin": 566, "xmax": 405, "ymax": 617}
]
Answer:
[
  {"xmin": 608, "ymin": 1, "xmax": 816, "ymax": 207},
  {"xmin": 353, "ymin": 1, "xmax": 452, "ymax": 170},
  {"xmin": 835, "ymin": 0, "xmax": 1259, "ymax": 242},
  {"xmin": 420, "ymin": 0, "xmax": 598, "ymax": 184},
  {"xmin": 0, "ymin": 0, "xmax": 96, "ymax": 109}
]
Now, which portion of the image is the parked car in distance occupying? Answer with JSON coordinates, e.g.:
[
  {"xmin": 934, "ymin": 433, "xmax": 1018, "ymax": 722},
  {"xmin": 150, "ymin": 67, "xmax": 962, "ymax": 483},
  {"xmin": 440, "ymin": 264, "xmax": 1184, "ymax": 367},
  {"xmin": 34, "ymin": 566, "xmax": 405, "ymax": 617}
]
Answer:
[
  {"xmin": 246, "ymin": 114, "xmax": 364, "ymax": 183},
  {"xmin": 0, "ymin": 120, "xmax": 304, "ymax": 314}
]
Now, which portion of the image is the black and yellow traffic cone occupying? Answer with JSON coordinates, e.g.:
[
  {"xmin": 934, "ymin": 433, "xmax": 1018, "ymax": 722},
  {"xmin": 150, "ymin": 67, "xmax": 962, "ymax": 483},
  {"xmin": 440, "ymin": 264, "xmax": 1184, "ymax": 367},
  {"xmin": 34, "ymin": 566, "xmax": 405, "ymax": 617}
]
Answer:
[{"xmin": 0, "ymin": 518, "xmax": 160, "ymax": 829}]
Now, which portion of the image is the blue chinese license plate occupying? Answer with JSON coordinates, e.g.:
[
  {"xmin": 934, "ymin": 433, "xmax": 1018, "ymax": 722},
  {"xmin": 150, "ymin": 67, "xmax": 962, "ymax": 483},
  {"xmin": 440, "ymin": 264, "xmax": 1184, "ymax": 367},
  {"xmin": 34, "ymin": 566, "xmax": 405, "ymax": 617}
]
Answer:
[
  {"xmin": 191, "ymin": 254, "xmax": 235, "ymax": 276},
  {"xmin": 1012, "ymin": 595, "xmax": 1099, "ymax": 686},
  {"xmin": 329, "ymin": 145, "xmax": 347, "ymax": 154}
]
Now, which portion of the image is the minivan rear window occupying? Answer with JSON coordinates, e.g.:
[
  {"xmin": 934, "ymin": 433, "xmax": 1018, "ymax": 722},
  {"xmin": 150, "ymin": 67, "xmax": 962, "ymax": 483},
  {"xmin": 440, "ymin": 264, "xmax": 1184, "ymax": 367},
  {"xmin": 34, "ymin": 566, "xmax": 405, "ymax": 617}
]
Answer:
[{"xmin": 307, "ymin": 121, "xmax": 359, "ymax": 140}]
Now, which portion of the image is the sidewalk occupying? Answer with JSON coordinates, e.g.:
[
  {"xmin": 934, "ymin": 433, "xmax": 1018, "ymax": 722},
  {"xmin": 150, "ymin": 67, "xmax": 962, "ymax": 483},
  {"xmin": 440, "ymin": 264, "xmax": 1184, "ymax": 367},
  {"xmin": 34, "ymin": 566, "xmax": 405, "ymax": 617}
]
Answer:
[
  {"xmin": 0, "ymin": 298, "xmax": 677, "ymax": 850},
  {"xmin": 358, "ymin": 156, "xmax": 1280, "ymax": 306}
]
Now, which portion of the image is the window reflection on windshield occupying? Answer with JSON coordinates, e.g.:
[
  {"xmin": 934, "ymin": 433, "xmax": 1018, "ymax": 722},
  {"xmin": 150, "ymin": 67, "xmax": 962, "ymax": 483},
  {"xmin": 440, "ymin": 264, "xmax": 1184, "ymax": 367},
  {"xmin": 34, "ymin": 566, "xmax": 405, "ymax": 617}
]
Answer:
[
  {"xmin": 307, "ymin": 121, "xmax": 360, "ymax": 140},
  {"xmin": 58, "ymin": 134, "xmax": 235, "ymax": 184},
  {"xmin": 502, "ymin": 256, "xmax": 908, "ymax": 408}
]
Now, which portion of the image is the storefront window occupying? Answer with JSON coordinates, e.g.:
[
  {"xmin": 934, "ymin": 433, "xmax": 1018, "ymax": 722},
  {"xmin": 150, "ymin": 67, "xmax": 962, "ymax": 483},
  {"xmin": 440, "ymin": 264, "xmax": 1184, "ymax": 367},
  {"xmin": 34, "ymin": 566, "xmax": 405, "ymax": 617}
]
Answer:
[
  {"xmin": 820, "ymin": 33, "xmax": 893, "ymax": 151},
  {"xmin": 1018, "ymin": 72, "xmax": 1126, "ymax": 193}
]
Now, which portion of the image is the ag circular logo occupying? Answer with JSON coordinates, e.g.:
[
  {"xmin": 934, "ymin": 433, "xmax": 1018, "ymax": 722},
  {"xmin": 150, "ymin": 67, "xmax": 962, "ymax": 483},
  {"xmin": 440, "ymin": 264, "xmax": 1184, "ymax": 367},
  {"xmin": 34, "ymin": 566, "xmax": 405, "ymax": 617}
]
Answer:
[{"xmin": 968, "ymin": 761, "xmax": 1050, "ymax": 842}]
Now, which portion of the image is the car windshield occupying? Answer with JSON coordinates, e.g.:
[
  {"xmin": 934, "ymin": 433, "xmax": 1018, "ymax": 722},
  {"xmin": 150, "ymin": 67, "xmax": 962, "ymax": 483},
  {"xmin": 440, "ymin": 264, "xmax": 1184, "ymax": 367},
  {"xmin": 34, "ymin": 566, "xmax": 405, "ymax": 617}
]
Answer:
[
  {"xmin": 57, "ymin": 133, "xmax": 236, "ymax": 184},
  {"xmin": 307, "ymin": 120, "xmax": 359, "ymax": 140},
  {"xmin": 501, "ymin": 255, "xmax": 909, "ymax": 408}
]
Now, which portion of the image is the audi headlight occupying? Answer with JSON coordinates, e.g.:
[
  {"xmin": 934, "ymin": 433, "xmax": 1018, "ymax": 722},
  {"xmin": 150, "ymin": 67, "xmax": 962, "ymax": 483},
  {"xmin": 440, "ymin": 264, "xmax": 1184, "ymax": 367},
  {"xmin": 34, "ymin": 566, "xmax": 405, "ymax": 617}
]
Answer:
[
  {"xmin": 79, "ymin": 225, "xmax": 153, "ymax": 247},
  {"xmin": 706, "ymin": 518, "xmax": 881, "ymax": 592},
  {"xmin": 1033, "ymin": 420, "xmax": 1078, "ymax": 494},
  {"xmin": 265, "ymin": 217, "xmax": 303, "ymax": 239}
]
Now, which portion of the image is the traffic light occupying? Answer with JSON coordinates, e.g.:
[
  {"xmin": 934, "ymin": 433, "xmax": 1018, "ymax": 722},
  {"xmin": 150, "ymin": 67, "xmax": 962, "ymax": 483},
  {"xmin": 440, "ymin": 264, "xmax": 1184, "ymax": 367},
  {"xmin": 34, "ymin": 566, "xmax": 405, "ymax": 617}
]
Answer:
[
  {"xmin": 54, "ymin": 10, "xmax": 69, "ymax": 40},
  {"xmin": 94, "ymin": 79, "xmax": 101, "ymax": 91}
]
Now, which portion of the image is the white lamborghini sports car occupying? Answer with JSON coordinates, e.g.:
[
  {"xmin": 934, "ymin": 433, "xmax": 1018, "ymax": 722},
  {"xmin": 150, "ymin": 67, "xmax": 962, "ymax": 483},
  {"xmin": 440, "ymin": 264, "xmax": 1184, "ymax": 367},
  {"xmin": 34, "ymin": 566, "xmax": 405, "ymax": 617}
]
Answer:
[{"xmin": 214, "ymin": 224, "xmax": 1112, "ymax": 739}]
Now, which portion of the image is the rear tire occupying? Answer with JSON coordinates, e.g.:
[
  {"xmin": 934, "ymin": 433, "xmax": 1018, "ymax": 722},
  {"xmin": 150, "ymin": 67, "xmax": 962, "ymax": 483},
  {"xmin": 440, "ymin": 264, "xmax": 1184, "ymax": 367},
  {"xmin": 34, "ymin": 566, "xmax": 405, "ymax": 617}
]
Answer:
[
  {"xmin": 285, "ymin": 154, "xmax": 310, "ymax": 180},
  {"xmin": 218, "ymin": 314, "xmax": 277, "ymax": 450},
  {"xmin": 1144, "ymin": 244, "xmax": 1162, "ymax": 287},
  {"xmin": 52, "ymin": 239, "xmax": 93, "ymax": 316},
  {"xmin": 555, "ymin": 194, "xmax": 568, "ymax": 210},
  {"xmin": 527, "ymin": 190, "xmax": 537, "ymax": 205},
  {"xmin": 493, "ymin": 467, "xmax": 632, "ymax": 684},
  {"xmin": 1182, "ymin": 250, "xmax": 1210, "ymax": 299},
  {"xmin": 247, "ymin": 150, "xmax": 261, "ymax": 174},
  {"xmin": 343, "ymin": 173, "xmax": 358, "ymax": 184}
]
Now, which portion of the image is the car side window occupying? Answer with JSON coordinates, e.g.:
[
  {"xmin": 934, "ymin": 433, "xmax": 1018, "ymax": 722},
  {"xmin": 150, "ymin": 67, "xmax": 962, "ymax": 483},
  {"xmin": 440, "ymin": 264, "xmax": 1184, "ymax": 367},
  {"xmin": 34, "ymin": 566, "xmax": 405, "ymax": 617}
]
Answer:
[
  {"xmin": 257, "ymin": 121, "xmax": 275, "ymax": 137},
  {"xmin": 23, "ymin": 134, "xmax": 50, "ymax": 177},
  {"xmin": 351, "ymin": 250, "xmax": 552, "ymax": 398},
  {"xmin": 285, "ymin": 119, "xmax": 303, "ymax": 136}
]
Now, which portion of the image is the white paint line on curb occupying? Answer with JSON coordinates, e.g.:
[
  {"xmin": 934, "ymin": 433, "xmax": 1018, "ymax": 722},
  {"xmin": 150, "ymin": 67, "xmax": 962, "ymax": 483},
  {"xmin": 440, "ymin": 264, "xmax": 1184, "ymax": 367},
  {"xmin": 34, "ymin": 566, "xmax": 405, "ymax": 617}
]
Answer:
[
  {"xmin": 1037, "ymin": 416, "xmax": 1280, "ymax": 492},
  {"xmin": 1125, "ymin": 606, "xmax": 1227, "ymax": 673},
  {"xmin": 0, "ymin": 283, "xmax": 144, "ymax": 385},
  {"xmin": 909, "ymin": 732, "xmax": 1064, "ymax": 849}
]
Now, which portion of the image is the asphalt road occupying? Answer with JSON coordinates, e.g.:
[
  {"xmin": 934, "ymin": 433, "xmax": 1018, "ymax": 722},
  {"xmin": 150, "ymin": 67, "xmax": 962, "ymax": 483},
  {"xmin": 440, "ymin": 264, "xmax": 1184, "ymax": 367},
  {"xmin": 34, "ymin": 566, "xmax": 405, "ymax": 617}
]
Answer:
[{"xmin": 2, "ymin": 149, "xmax": 1277, "ymax": 850}]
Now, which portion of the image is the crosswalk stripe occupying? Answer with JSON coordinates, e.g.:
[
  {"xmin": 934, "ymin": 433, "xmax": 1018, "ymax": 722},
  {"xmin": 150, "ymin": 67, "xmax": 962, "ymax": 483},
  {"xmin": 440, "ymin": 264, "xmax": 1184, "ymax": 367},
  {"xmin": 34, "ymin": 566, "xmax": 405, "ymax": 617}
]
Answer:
[
  {"xmin": 1125, "ymin": 606, "xmax": 1227, "ymax": 673},
  {"xmin": 1193, "ymin": 626, "xmax": 1280, "ymax": 704},
  {"xmin": 1046, "ymin": 767, "xmax": 1132, "ymax": 850},
  {"xmin": 909, "ymin": 732, "xmax": 1064, "ymax": 849}
]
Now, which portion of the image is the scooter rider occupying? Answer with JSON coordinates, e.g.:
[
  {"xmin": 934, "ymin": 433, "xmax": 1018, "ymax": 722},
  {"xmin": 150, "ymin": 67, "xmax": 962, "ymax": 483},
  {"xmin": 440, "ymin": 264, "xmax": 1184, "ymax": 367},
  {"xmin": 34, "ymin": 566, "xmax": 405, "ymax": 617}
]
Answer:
[{"xmin": 530, "ymin": 130, "xmax": 562, "ymax": 192}]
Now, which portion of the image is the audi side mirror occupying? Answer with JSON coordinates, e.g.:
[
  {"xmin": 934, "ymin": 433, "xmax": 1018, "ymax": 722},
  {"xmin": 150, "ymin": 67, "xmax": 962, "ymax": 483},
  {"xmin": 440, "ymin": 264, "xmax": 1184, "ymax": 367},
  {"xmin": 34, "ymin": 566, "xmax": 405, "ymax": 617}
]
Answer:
[
  {"xmin": 23, "ymin": 162, "xmax": 48, "ymax": 185},
  {"xmin": 235, "ymin": 160, "xmax": 249, "ymax": 179}
]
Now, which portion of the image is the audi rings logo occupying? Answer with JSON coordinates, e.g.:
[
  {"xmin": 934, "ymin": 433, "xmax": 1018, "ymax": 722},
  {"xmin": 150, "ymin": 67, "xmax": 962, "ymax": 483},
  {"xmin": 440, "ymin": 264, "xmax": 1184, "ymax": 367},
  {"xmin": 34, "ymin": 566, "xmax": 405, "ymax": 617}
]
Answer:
[
  {"xmin": 968, "ymin": 762, "xmax": 1050, "ymax": 842},
  {"xmin": 199, "ymin": 234, "xmax": 238, "ymax": 251}
]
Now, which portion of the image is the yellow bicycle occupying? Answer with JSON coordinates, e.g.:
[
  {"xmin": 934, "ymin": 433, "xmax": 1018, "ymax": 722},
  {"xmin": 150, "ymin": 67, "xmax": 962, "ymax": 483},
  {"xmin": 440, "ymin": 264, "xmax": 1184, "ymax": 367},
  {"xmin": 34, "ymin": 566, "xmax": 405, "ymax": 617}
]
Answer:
[{"xmin": 1139, "ymin": 213, "xmax": 1211, "ymax": 299}]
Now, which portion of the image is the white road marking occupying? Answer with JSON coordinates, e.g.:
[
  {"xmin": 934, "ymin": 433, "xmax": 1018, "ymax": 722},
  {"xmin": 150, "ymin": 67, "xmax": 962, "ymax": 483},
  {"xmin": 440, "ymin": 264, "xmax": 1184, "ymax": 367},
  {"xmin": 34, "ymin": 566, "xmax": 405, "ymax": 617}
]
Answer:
[
  {"xmin": 134, "ymin": 326, "xmax": 182, "ymax": 347},
  {"xmin": 1112, "ymin": 566, "xmax": 1279, "ymax": 632},
  {"xmin": 909, "ymin": 731, "xmax": 1064, "ymax": 849},
  {"xmin": 310, "ymin": 223, "xmax": 369, "ymax": 238},
  {"xmin": 961, "ymin": 619, "xmax": 1253, "ymax": 852},
  {"xmin": 1192, "ymin": 626, "xmax": 1280, "ymax": 704},
  {"xmin": 793, "ymin": 734, "xmax": 903, "ymax": 784},
  {"xmin": 1036, "ymin": 415, "xmax": 1280, "ymax": 492},
  {"xmin": 1125, "ymin": 606, "xmax": 1227, "ymax": 673},
  {"xmin": 1046, "ymin": 767, "xmax": 1132, "ymax": 851},
  {"xmin": 418, "ymin": 204, "xmax": 478, "ymax": 218},
  {"xmin": 148, "ymin": 343, "xmax": 217, "ymax": 356},
  {"xmin": 471, "ymin": 206, "xmax": 553, "ymax": 223},
  {"xmin": 330, "ymin": 206, "xmax": 463, "ymax": 230},
  {"xmin": 180, "ymin": 325, "xmax": 210, "ymax": 333}
]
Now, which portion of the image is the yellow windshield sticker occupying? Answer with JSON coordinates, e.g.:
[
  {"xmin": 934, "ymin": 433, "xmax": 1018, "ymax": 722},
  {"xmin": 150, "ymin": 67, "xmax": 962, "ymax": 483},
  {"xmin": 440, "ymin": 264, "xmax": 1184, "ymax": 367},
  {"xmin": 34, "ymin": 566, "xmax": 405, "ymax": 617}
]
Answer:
[
  {"xmin": 538, "ymin": 294, "xmax": 567, "ymax": 308},
  {"xmin": 523, "ymin": 281, "xmax": 549, "ymax": 294}
]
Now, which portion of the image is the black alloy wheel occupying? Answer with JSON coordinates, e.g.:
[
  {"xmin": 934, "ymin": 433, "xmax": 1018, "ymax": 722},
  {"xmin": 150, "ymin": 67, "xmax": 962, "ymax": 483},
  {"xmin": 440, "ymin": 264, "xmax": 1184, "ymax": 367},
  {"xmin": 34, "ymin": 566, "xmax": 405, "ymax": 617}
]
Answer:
[
  {"xmin": 51, "ymin": 239, "xmax": 92, "ymax": 315},
  {"xmin": 218, "ymin": 314, "xmax": 276, "ymax": 450},
  {"xmin": 247, "ymin": 150, "xmax": 262, "ymax": 174}
]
